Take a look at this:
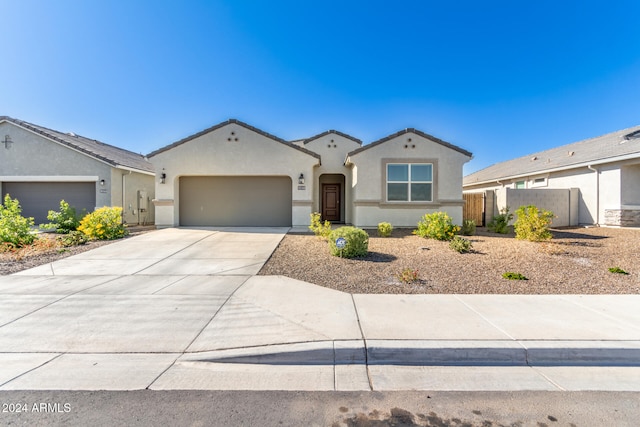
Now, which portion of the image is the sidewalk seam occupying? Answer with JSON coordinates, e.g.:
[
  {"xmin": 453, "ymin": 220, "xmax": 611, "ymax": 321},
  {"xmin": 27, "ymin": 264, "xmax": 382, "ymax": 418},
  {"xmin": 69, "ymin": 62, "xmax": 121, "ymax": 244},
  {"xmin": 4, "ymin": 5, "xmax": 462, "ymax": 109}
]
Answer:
[
  {"xmin": 131, "ymin": 231, "xmax": 218, "ymax": 275},
  {"xmin": 350, "ymin": 294, "xmax": 373, "ymax": 391},
  {"xmin": 0, "ymin": 353, "xmax": 63, "ymax": 388}
]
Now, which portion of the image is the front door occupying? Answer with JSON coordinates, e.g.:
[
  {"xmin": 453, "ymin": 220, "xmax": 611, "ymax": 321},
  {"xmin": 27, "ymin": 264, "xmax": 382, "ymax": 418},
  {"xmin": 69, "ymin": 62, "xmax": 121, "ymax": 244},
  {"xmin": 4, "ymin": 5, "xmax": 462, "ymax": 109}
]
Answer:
[{"xmin": 322, "ymin": 184, "xmax": 341, "ymax": 222}]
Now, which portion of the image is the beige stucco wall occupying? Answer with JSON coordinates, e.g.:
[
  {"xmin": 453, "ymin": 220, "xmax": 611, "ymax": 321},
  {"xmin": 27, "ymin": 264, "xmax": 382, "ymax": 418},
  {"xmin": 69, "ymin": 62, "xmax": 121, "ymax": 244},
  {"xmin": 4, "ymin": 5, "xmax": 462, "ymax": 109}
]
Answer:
[
  {"xmin": 348, "ymin": 132, "xmax": 471, "ymax": 227},
  {"xmin": 110, "ymin": 169, "xmax": 155, "ymax": 225},
  {"xmin": 149, "ymin": 122, "xmax": 320, "ymax": 227},
  {"xmin": 304, "ymin": 133, "xmax": 361, "ymax": 223}
]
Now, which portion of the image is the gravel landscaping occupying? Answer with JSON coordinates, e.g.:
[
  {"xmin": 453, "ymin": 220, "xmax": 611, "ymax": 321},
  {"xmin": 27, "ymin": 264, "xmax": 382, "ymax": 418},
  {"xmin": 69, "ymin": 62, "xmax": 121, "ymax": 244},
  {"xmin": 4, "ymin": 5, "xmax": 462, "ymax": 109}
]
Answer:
[
  {"xmin": 259, "ymin": 226, "xmax": 640, "ymax": 294},
  {"xmin": 3, "ymin": 226, "xmax": 638, "ymax": 295}
]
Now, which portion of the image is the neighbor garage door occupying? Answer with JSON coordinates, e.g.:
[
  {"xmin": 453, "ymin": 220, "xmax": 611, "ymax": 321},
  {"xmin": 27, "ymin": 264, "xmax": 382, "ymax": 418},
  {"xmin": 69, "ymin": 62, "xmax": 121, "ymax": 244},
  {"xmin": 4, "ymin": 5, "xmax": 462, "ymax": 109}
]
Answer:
[
  {"xmin": 179, "ymin": 176, "xmax": 292, "ymax": 226},
  {"xmin": 2, "ymin": 182, "xmax": 96, "ymax": 224}
]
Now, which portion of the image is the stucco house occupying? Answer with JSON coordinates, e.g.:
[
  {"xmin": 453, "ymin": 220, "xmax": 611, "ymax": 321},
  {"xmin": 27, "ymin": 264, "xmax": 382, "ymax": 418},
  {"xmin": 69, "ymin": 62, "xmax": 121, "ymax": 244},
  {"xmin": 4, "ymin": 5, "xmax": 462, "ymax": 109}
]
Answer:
[
  {"xmin": 148, "ymin": 119, "xmax": 473, "ymax": 228},
  {"xmin": 0, "ymin": 116, "xmax": 155, "ymax": 225},
  {"xmin": 463, "ymin": 126, "xmax": 640, "ymax": 227}
]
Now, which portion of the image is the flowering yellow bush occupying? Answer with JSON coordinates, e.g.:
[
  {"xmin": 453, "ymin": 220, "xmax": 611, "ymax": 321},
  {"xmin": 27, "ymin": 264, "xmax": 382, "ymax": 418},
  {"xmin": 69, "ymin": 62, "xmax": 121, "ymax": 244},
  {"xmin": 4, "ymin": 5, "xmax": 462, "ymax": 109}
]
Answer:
[
  {"xmin": 78, "ymin": 207, "xmax": 128, "ymax": 240},
  {"xmin": 413, "ymin": 212, "xmax": 460, "ymax": 241}
]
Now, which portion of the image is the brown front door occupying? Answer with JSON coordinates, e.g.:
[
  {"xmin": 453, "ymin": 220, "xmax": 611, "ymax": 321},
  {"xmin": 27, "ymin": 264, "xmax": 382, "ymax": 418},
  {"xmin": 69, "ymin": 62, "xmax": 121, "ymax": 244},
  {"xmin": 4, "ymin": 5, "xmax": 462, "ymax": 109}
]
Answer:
[{"xmin": 322, "ymin": 184, "xmax": 341, "ymax": 222}]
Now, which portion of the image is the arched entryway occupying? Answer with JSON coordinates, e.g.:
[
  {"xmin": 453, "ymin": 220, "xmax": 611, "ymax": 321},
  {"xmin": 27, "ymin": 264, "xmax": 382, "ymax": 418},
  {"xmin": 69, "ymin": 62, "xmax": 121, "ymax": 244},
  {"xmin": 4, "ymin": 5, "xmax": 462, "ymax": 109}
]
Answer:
[{"xmin": 319, "ymin": 174, "xmax": 345, "ymax": 223}]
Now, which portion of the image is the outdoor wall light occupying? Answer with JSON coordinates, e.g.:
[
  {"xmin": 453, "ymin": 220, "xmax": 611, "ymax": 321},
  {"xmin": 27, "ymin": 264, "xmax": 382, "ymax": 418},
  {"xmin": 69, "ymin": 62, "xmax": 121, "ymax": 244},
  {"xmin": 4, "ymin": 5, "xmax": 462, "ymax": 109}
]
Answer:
[
  {"xmin": 100, "ymin": 179, "xmax": 105, "ymax": 186},
  {"xmin": 160, "ymin": 172, "xmax": 166, "ymax": 184},
  {"xmin": 298, "ymin": 173, "xmax": 305, "ymax": 185},
  {"xmin": 2, "ymin": 135, "xmax": 12, "ymax": 149}
]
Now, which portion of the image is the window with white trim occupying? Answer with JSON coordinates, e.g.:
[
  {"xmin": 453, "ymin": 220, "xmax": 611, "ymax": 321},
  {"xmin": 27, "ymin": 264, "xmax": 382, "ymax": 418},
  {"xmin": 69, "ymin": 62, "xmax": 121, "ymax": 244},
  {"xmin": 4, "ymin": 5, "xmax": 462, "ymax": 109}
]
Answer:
[{"xmin": 386, "ymin": 163, "xmax": 433, "ymax": 202}]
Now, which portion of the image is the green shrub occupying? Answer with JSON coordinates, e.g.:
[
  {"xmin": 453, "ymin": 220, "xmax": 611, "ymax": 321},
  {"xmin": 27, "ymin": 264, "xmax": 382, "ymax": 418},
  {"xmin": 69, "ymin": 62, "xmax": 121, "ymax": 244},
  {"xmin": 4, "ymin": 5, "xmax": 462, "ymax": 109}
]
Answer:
[
  {"xmin": 58, "ymin": 230, "xmax": 89, "ymax": 247},
  {"xmin": 460, "ymin": 219, "xmax": 476, "ymax": 236},
  {"xmin": 413, "ymin": 212, "xmax": 460, "ymax": 241},
  {"xmin": 0, "ymin": 194, "xmax": 35, "ymax": 247},
  {"xmin": 41, "ymin": 200, "xmax": 85, "ymax": 234},
  {"xmin": 309, "ymin": 212, "xmax": 332, "ymax": 240},
  {"xmin": 78, "ymin": 206, "xmax": 128, "ymax": 240},
  {"xmin": 377, "ymin": 222, "xmax": 393, "ymax": 237},
  {"xmin": 397, "ymin": 268, "xmax": 419, "ymax": 283},
  {"xmin": 502, "ymin": 272, "xmax": 528, "ymax": 280},
  {"xmin": 514, "ymin": 205, "xmax": 554, "ymax": 241},
  {"xmin": 449, "ymin": 236, "xmax": 473, "ymax": 253},
  {"xmin": 328, "ymin": 226, "xmax": 369, "ymax": 258},
  {"xmin": 487, "ymin": 207, "xmax": 513, "ymax": 234},
  {"xmin": 608, "ymin": 267, "xmax": 629, "ymax": 275}
]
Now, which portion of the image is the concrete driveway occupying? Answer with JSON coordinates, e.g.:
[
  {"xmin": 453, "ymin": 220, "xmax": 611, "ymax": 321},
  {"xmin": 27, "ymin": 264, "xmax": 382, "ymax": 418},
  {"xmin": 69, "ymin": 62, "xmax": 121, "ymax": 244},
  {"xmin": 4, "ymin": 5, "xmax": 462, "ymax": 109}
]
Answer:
[{"xmin": 1, "ymin": 227, "xmax": 640, "ymax": 391}]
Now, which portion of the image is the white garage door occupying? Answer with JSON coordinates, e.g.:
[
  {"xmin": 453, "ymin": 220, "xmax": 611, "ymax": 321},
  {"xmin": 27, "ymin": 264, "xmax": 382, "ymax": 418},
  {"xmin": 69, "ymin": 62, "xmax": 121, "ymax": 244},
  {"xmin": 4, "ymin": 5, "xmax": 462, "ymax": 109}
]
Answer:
[
  {"xmin": 179, "ymin": 176, "xmax": 292, "ymax": 227},
  {"xmin": 2, "ymin": 182, "xmax": 96, "ymax": 224}
]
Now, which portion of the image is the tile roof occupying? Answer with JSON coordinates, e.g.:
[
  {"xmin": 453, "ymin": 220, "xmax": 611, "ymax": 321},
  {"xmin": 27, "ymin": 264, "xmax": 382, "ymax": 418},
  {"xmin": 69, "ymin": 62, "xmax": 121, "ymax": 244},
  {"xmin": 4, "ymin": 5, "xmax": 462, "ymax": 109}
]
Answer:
[
  {"xmin": 1, "ymin": 116, "xmax": 154, "ymax": 173},
  {"xmin": 347, "ymin": 128, "xmax": 472, "ymax": 158},
  {"xmin": 464, "ymin": 125, "xmax": 640, "ymax": 186},
  {"xmin": 147, "ymin": 118, "xmax": 321, "ymax": 159},
  {"xmin": 302, "ymin": 129, "xmax": 362, "ymax": 145}
]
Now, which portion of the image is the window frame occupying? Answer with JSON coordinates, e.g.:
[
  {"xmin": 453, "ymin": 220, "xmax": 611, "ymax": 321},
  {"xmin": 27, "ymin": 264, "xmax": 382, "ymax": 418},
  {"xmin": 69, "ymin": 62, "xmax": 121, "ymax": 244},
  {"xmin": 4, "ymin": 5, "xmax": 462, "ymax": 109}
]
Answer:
[{"xmin": 385, "ymin": 161, "xmax": 434, "ymax": 203}]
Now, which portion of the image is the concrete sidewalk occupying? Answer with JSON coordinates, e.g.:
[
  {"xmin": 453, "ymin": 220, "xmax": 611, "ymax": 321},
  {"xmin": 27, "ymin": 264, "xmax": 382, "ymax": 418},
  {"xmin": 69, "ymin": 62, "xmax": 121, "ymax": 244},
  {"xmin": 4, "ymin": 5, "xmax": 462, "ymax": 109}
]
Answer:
[{"xmin": 1, "ymin": 227, "xmax": 639, "ymax": 391}]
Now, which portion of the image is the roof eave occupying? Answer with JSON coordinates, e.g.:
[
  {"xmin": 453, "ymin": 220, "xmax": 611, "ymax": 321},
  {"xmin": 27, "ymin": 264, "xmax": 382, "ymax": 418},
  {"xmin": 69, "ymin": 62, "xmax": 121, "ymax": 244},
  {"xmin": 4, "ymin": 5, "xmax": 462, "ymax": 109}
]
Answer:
[{"xmin": 463, "ymin": 152, "xmax": 640, "ymax": 187}]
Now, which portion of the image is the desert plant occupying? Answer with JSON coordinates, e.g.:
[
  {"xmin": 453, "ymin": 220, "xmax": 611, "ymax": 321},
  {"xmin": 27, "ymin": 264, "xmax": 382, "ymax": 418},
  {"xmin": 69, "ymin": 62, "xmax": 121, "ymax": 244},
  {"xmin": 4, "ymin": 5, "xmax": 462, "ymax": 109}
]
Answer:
[
  {"xmin": 449, "ymin": 236, "xmax": 473, "ymax": 253},
  {"xmin": 487, "ymin": 207, "xmax": 513, "ymax": 234},
  {"xmin": 0, "ymin": 194, "xmax": 36, "ymax": 247},
  {"xmin": 460, "ymin": 219, "xmax": 476, "ymax": 236},
  {"xmin": 514, "ymin": 205, "xmax": 554, "ymax": 241},
  {"xmin": 502, "ymin": 272, "xmax": 528, "ymax": 280},
  {"xmin": 58, "ymin": 230, "xmax": 89, "ymax": 247},
  {"xmin": 397, "ymin": 268, "xmax": 419, "ymax": 283},
  {"xmin": 309, "ymin": 212, "xmax": 332, "ymax": 240},
  {"xmin": 78, "ymin": 206, "xmax": 128, "ymax": 240},
  {"xmin": 413, "ymin": 212, "xmax": 460, "ymax": 241},
  {"xmin": 377, "ymin": 222, "xmax": 393, "ymax": 237},
  {"xmin": 328, "ymin": 226, "xmax": 369, "ymax": 258},
  {"xmin": 608, "ymin": 267, "xmax": 629, "ymax": 275},
  {"xmin": 41, "ymin": 200, "xmax": 86, "ymax": 234}
]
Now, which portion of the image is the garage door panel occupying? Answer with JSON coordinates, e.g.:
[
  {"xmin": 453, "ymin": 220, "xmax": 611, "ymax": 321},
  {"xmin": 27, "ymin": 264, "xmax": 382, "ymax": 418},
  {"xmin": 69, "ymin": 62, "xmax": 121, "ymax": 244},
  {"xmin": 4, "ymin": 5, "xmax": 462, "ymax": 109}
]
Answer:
[
  {"xmin": 179, "ymin": 176, "xmax": 292, "ymax": 227},
  {"xmin": 2, "ymin": 182, "xmax": 96, "ymax": 224}
]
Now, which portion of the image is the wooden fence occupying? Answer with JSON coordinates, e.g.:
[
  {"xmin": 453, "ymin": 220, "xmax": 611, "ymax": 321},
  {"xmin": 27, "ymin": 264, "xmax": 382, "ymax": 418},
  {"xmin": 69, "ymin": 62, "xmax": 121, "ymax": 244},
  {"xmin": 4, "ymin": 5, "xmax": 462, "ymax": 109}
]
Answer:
[{"xmin": 463, "ymin": 192, "xmax": 485, "ymax": 226}]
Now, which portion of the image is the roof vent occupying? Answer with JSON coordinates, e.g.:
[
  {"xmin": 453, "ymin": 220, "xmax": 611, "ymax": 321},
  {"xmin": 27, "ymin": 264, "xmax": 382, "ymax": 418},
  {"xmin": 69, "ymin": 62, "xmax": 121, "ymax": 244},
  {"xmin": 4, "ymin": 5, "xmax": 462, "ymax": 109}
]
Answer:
[
  {"xmin": 624, "ymin": 130, "xmax": 640, "ymax": 141},
  {"xmin": 568, "ymin": 151, "xmax": 575, "ymax": 156},
  {"xmin": 67, "ymin": 132, "xmax": 77, "ymax": 137},
  {"xmin": 531, "ymin": 156, "xmax": 538, "ymax": 161}
]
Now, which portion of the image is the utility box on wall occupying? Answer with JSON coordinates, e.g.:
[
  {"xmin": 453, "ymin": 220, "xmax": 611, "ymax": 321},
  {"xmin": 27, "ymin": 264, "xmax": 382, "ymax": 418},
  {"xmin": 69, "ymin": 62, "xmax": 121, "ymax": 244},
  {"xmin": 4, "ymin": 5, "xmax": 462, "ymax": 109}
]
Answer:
[{"xmin": 138, "ymin": 190, "xmax": 148, "ymax": 212}]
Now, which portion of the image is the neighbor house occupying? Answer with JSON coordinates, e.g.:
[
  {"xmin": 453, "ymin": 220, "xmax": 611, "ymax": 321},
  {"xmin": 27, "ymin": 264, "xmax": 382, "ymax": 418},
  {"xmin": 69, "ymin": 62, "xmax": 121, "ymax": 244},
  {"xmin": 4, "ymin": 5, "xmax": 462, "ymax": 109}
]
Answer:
[
  {"xmin": 148, "ymin": 119, "xmax": 473, "ymax": 228},
  {"xmin": 463, "ymin": 126, "xmax": 640, "ymax": 227},
  {"xmin": 0, "ymin": 116, "xmax": 155, "ymax": 225}
]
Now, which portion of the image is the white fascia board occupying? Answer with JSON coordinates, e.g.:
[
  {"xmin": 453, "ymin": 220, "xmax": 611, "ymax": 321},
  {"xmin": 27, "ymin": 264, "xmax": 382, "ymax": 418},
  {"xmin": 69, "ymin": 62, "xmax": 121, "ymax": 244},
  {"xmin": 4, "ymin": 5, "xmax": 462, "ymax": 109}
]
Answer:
[
  {"xmin": 115, "ymin": 165, "xmax": 155, "ymax": 176},
  {"xmin": 0, "ymin": 176, "xmax": 99, "ymax": 182}
]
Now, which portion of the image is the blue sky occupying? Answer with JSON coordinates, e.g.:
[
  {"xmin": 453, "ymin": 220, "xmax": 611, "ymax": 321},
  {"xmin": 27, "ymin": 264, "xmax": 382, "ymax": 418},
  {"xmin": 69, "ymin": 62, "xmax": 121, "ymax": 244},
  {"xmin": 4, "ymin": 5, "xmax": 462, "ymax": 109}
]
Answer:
[{"xmin": 2, "ymin": 1, "xmax": 639, "ymax": 174}]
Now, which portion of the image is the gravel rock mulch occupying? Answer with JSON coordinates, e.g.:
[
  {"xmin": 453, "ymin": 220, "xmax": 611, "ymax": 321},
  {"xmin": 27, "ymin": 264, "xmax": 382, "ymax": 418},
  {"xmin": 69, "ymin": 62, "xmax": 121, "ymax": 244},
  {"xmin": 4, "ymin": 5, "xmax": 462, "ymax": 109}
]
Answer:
[{"xmin": 258, "ymin": 227, "xmax": 640, "ymax": 294}]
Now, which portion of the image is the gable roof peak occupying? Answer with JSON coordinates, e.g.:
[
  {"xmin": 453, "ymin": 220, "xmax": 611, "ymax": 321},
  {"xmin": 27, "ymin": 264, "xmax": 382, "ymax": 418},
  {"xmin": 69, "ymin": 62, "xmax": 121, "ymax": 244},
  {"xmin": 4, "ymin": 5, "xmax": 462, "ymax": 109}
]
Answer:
[
  {"xmin": 302, "ymin": 129, "xmax": 362, "ymax": 145},
  {"xmin": 147, "ymin": 118, "xmax": 321, "ymax": 159},
  {"xmin": 347, "ymin": 127, "xmax": 472, "ymax": 158}
]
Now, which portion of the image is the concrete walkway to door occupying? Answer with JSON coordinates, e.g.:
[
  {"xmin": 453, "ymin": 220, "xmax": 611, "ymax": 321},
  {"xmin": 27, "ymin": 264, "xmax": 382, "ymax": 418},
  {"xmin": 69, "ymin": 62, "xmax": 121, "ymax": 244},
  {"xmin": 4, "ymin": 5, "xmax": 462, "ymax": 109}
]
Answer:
[{"xmin": 0, "ymin": 227, "xmax": 639, "ymax": 392}]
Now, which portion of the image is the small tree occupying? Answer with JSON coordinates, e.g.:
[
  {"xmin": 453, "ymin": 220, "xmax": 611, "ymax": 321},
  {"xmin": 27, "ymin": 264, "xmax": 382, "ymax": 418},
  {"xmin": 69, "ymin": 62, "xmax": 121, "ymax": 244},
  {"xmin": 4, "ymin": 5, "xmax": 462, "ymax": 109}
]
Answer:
[
  {"xmin": 514, "ymin": 205, "xmax": 554, "ymax": 241},
  {"xmin": 309, "ymin": 212, "xmax": 332, "ymax": 240},
  {"xmin": 487, "ymin": 207, "xmax": 513, "ymax": 234},
  {"xmin": 41, "ymin": 200, "xmax": 85, "ymax": 234},
  {"xmin": 0, "ymin": 194, "xmax": 35, "ymax": 247}
]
